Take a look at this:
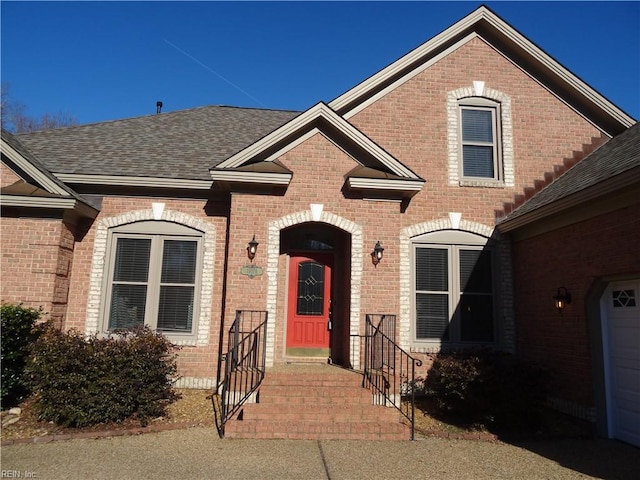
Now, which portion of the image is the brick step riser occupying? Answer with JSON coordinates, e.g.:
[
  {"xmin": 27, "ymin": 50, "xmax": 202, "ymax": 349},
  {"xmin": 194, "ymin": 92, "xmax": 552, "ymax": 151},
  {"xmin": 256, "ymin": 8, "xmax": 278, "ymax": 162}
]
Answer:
[
  {"xmin": 225, "ymin": 420, "xmax": 409, "ymax": 440},
  {"xmin": 262, "ymin": 378, "xmax": 364, "ymax": 388},
  {"xmin": 259, "ymin": 386, "xmax": 369, "ymax": 397},
  {"xmin": 256, "ymin": 396, "xmax": 375, "ymax": 406},
  {"xmin": 240, "ymin": 408, "xmax": 401, "ymax": 422},
  {"xmin": 226, "ymin": 431, "xmax": 409, "ymax": 441},
  {"xmin": 224, "ymin": 369, "xmax": 411, "ymax": 440},
  {"xmin": 225, "ymin": 420, "xmax": 408, "ymax": 436}
]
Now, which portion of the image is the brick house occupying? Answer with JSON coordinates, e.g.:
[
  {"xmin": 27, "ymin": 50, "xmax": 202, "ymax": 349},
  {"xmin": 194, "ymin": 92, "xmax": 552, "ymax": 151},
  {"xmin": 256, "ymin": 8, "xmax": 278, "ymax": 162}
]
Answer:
[{"xmin": 1, "ymin": 6, "xmax": 637, "ymax": 442}]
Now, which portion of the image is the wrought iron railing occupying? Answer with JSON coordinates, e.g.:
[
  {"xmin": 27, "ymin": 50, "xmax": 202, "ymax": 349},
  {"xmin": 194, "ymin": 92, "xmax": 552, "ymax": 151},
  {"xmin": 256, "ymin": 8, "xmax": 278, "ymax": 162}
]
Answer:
[
  {"xmin": 216, "ymin": 310, "xmax": 267, "ymax": 437},
  {"xmin": 363, "ymin": 313, "xmax": 422, "ymax": 440}
]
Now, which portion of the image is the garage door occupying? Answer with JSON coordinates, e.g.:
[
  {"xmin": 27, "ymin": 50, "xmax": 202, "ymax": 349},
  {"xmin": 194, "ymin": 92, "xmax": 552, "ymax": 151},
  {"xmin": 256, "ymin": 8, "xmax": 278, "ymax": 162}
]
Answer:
[{"xmin": 604, "ymin": 280, "xmax": 640, "ymax": 447}]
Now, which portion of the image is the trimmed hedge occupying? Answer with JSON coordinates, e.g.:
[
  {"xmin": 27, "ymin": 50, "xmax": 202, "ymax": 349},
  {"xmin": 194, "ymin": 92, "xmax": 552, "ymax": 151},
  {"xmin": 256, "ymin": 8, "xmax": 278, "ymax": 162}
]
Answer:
[
  {"xmin": 424, "ymin": 350, "xmax": 550, "ymax": 430},
  {"xmin": 1, "ymin": 303, "xmax": 43, "ymax": 408},
  {"xmin": 26, "ymin": 324, "xmax": 180, "ymax": 427}
]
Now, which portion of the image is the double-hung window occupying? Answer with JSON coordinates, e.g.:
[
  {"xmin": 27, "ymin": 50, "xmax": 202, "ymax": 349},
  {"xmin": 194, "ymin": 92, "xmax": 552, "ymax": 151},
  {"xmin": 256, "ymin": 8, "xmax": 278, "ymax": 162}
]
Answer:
[
  {"xmin": 104, "ymin": 221, "xmax": 202, "ymax": 340},
  {"xmin": 413, "ymin": 232, "xmax": 495, "ymax": 346},
  {"xmin": 460, "ymin": 99, "xmax": 501, "ymax": 181}
]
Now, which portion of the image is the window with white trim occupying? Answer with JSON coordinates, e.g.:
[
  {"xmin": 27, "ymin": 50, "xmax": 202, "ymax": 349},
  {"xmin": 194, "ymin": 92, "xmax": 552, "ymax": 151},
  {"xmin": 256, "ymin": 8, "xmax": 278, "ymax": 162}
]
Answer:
[
  {"xmin": 102, "ymin": 221, "xmax": 203, "ymax": 340},
  {"xmin": 412, "ymin": 231, "xmax": 495, "ymax": 346},
  {"xmin": 459, "ymin": 98, "xmax": 502, "ymax": 182}
]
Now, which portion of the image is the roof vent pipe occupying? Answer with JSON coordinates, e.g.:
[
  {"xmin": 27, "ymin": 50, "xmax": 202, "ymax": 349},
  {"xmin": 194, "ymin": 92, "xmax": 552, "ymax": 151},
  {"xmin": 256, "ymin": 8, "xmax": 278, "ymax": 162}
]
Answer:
[{"xmin": 156, "ymin": 101, "xmax": 163, "ymax": 114}]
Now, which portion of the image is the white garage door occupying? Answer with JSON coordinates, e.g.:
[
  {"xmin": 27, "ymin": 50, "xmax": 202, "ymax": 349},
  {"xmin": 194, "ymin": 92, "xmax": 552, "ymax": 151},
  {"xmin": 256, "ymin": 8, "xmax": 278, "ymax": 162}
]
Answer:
[{"xmin": 603, "ymin": 280, "xmax": 640, "ymax": 447}]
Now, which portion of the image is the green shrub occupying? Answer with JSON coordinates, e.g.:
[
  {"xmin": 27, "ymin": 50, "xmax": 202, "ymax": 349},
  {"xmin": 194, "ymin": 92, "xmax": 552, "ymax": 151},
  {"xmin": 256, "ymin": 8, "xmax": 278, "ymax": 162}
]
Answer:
[
  {"xmin": 26, "ymin": 324, "xmax": 180, "ymax": 427},
  {"xmin": 424, "ymin": 350, "xmax": 550, "ymax": 431},
  {"xmin": 1, "ymin": 303, "xmax": 44, "ymax": 408}
]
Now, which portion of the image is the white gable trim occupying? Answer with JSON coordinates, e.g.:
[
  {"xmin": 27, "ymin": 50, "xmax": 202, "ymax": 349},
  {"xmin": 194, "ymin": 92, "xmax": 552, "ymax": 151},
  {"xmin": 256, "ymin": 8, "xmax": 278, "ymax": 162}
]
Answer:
[
  {"xmin": 329, "ymin": 6, "xmax": 633, "ymax": 132},
  {"xmin": 337, "ymin": 32, "xmax": 477, "ymax": 119},
  {"xmin": 214, "ymin": 103, "xmax": 420, "ymax": 180},
  {"xmin": 1, "ymin": 137, "xmax": 69, "ymax": 196}
]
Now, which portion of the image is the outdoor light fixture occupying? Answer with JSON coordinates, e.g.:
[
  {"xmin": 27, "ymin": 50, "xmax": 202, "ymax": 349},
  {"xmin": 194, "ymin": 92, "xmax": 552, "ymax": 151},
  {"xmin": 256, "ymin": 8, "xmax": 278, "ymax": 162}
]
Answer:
[
  {"xmin": 553, "ymin": 287, "xmax": 571, "ymax": 314},
  {"xmin": 371, "ymin": 241, "xmax": 384, "ymax": 267},
  {"xmin": 247, "ymin": 235, "xmax": 259, "ymax": 262}
]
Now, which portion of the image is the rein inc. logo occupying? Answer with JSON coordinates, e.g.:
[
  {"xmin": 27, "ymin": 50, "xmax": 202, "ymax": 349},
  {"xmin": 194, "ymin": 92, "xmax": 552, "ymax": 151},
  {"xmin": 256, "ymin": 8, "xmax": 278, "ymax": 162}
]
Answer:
[{"xmin": 1, "ymin": 472, "xmax": 37, "ymax": 478}]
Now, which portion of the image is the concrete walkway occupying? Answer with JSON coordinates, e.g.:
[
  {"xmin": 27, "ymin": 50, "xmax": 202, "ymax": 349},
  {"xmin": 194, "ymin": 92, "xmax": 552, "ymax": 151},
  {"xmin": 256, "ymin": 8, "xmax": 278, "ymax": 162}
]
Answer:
[{"xmin": 2, "ymin": 427, "xmax": 639, "ymax": 480}]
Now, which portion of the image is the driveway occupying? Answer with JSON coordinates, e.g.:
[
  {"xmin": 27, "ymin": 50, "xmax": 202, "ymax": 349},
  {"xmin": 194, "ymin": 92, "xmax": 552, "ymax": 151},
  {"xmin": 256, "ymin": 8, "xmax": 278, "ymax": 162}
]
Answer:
[{"xmin": 2, "ymin": 427, "xmax": 639, "ymax": 480}]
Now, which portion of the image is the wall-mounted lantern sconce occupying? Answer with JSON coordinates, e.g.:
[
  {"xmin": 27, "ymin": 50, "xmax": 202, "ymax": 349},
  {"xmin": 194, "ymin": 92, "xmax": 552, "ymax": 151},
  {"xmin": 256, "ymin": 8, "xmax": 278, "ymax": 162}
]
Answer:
[
  {"xmin": 247, "ymin": 235, "xmax": 259, "ymax": 262},
  {"xmin": 371, "ymin": 241, "xmax": 384, "ymax": 267},
  {"xmin": 553, "ymin": 287, "xmax": 571, "ymax": 314}
]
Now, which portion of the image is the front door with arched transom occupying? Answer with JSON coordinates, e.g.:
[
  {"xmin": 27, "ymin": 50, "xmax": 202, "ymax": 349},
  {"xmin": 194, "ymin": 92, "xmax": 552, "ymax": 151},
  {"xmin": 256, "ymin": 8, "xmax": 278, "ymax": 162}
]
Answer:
[{"xmin": 286, "ymin": 252, "xmax": 333, "ymax": 357}]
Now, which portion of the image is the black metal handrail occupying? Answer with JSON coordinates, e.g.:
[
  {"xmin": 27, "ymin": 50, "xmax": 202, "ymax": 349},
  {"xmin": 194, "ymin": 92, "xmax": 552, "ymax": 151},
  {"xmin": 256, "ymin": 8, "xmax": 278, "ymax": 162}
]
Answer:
[
  {"xmin": 363, "ymin": 313, "xmax": 422, "ymax": 440},
  {"xmin": 216, "ymin": 310, "xmax": 268, "ymax": 437}
]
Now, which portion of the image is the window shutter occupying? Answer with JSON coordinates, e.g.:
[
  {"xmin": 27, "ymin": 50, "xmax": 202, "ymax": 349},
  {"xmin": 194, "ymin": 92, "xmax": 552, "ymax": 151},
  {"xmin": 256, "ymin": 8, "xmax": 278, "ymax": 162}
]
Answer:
[
  {"xmin": 416, "ymin": 293, "xmax": 449, "ymax": 340},
  {"xmin": 108, "ymin": 238, "xmax": 151, "ymax": 330},
  {"xmin": 459, "ymin": 249, "xmax": 494, "ymax": 342},
  {"xmin": 113, "ymin": 237, "xmax": 151, "ymax": 282},
  {"xmin": 462, "ymin": 109, "xmax": 493, "ymax": 142},
  {"xmin": 415, "ymin": 248, "xmax": 449, "ymax": 340},
  {"xmin": 462, "ymin": 146, "xmax": 494, "ymax": 177},
  {"xmin": 157, "ymin": 240, "xmax": 197, "ymax": 332},
  {"xmin": 461, "ymin": 107, "xmax": 496, "ymax": 179},
  {"xmin": 459, "ymin": 250, "xmax": 492, "ymax": 293},
  {"xmin": 415, "ymin": 248, "xmax": 448, "ymax": 291}
]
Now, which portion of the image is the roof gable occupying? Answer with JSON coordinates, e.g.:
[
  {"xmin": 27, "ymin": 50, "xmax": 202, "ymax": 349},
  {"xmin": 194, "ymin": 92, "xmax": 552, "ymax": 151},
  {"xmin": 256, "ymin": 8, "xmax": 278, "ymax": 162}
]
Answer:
[
  {"xmin": 211, "ymin": 103, "xmax": 425, "ymax": 197},
  {"xmin": 329, "ymin": 5, "xmax": 634, "ymax": 137},
  {"xmin": 1, "ymin": 129, "xmax": 99, "ymax": 218}
]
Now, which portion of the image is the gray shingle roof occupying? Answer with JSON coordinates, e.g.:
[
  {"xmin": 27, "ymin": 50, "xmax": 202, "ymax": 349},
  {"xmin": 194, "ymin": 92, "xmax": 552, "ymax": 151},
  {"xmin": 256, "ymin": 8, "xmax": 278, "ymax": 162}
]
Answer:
[
  {"xmin": 1, "ymin": 128, "xmax": 89, "ymax": 203},
  {"xmin": 15, "ymin": 106, "xmax": 300, "ymax": 181},
  {"xmin": 498, "ymin": 122, "xmax": 640, "ymax": 225}
]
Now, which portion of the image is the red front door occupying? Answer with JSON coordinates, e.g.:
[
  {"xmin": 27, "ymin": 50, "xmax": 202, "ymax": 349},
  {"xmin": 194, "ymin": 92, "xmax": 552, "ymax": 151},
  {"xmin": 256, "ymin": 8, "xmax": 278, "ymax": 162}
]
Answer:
[{"xmin": 286, "ymin": 253, "xmax": 332, "ymax": 356}]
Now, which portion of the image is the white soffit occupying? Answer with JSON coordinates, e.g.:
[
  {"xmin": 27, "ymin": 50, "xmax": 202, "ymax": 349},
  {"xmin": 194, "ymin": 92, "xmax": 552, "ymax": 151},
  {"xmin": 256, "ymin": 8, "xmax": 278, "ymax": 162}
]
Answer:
[
  {"xmin": 209, "ymin": 170, "xmax": 292, "ymax": 185},
  {"xmin": 348, "ymin": 177, "xmax": 424, "ymax": 191}
]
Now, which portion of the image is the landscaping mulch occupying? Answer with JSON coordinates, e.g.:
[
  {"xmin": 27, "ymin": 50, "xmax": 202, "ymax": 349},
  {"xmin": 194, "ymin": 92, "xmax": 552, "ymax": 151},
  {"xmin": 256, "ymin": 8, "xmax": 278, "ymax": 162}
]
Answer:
[{"xmin": 1, "ymin": 389, "xmax": 216, "ymax": 444}]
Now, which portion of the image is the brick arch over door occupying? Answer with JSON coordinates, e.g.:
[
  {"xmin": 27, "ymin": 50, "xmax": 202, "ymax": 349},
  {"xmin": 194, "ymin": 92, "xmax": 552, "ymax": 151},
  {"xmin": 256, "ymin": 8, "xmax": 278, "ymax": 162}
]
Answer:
[
  {"xmin": 399, "ymin": 218, "xmax": 515, "ymax": 352},
  {"xmin": 266, "ymin": 210, "xmax": 363, "ymax": 367},
  {"xmin": 85, "ymin": 208, "xmax": 216, "ymax": 347}
]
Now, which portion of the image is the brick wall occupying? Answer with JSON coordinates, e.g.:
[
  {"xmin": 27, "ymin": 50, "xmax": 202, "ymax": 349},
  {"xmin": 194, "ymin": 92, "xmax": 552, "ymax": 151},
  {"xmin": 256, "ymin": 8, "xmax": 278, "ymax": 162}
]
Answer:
[
  {"xmin": 0, "ymin": 216, "xmax": 75, "ymax": 328},
  {"xmin": 511, "ymin": 203, "xmax": 640, "ymax": 409},
  {"xmin": 1, "ymin": 163, "xmax": 21, "ymax": 187},
  {"xmin": 158, "ymin": 36, "xmax": 605, "ymax": 376},
  {"xmin": 1, "ymin": 35, "xmax": 611, "ymax": 384},
  {"xmin": 63, "ymin": 196, "xmax": 228, "ymax": 386}
]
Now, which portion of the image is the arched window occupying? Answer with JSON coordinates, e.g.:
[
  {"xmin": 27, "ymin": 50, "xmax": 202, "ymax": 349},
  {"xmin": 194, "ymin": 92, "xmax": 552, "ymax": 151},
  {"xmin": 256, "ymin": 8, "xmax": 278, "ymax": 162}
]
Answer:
[
  {"xmin": 102, "ymin": 221, "xmax": 204, "ymax": 341},
  {"xmin": 447, "ymin": 85, "xmax": 514, "ymax": 187},
  {"xmin": 412, "ymin": 230, "xmax": 496, "ymax": 347},
  {"xmin": 459, "ymin": 97, "xmax": 502, "ymax": 181}
]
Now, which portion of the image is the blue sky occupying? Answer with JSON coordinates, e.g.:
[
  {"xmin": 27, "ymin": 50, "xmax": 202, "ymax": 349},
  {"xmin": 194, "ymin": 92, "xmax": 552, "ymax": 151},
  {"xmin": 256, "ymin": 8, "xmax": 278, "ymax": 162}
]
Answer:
[{"xmin": 2, "ymin": 1, "xmax": 639, "ymax": 126}]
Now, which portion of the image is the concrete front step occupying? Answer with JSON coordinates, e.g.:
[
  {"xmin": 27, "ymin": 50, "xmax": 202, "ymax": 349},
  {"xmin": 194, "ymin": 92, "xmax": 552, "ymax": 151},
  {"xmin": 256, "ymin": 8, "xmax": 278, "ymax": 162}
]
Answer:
[{"xmin": 224, "ymin": 364, "xmax": 411, "ymax": 440}]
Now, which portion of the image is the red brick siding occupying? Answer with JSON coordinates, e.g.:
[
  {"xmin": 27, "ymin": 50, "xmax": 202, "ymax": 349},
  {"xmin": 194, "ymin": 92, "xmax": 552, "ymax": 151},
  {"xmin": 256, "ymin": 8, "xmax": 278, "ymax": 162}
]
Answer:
[
  {"xmin": 63, "ymin": 196, "xmax": 228, "ymax": 380},
  {"xmin": 349, "ymin": 37, "xmax": 602, "ymax": 226},
  {"xmin": 2, "ymin": 36, "xmax": 612, "ymax": 382},
  {"xmin": 0, "ymin": 217, "xmax": 75, "ymax": 328},
  {"xmin": 512, "ymin": 204, "xmax": 640, "ymax": 406},
  {"xmin": 1, "ymin": 163, "xmax": 21, "ymax": 187}
]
